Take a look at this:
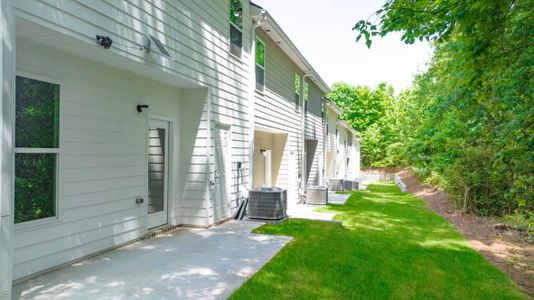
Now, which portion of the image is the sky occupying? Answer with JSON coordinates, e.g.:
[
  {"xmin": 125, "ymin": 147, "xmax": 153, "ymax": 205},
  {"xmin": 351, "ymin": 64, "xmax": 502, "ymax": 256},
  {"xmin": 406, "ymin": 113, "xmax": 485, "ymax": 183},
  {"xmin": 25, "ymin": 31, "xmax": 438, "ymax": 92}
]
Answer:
[{"xmin": 253, "ymin": 0, "xmax": 434, "ymax": 92}]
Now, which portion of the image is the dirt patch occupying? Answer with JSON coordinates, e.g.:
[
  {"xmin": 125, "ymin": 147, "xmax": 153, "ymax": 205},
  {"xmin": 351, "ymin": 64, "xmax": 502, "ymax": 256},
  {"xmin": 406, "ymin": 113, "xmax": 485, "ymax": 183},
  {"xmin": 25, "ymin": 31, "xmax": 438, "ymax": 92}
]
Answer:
[{"xmin": 397, "ymin": 168, "xmax": 534, "ymax": 298}]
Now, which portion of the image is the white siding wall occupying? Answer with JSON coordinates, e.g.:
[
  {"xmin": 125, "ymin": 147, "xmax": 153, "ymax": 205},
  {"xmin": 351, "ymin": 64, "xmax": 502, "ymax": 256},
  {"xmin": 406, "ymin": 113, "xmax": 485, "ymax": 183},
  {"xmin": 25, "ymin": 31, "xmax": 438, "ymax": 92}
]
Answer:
[
  {"xmin": 326, "ymin": 109, "xmax": 338, "ymax": 179},
  {"xmin": 336, "ymin": 126, "xmax": 348, "ymax": 179},
  {"xmin": 347, "ymin": 133, "xmax": 355, "ymax": 181},
  {"xmin": 355, "ymin": 139, "xmax": 361, "ymax": 178},
  {"xmin": 15, "ymin": 0, "xmax": 254, "ymax": 222},
  {"xmin": 304, "ymin": 82, "xmax": 325, "ymax": 186},
  {"xmin": 346, "ymin": 134, "xmax": 361, "ymax": 181},
  {"xmin": 15, "ymin": 41, "xmax": 188, "ymax": 280},
  {"xmin": 253, "ymin": 29, "xmax": 303, "ymax": 205},
  {"xmin": 178, "ymin": 90, "xmax": 211, "ymax": 225},
  {"xmin": 13, "ymin": 0, "xmax": 254, "ymax": 279}
]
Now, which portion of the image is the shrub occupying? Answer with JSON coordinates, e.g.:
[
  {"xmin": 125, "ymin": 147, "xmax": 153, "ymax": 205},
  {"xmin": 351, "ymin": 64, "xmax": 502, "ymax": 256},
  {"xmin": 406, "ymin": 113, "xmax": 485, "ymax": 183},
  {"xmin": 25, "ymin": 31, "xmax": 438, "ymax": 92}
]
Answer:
[
  {"xmin": 504, "ymin": 212, "xmax": 534, "ymax": 240},
  {"xmin": 443, "ymin": 147, "xmax": 517, "ymax": 216}
]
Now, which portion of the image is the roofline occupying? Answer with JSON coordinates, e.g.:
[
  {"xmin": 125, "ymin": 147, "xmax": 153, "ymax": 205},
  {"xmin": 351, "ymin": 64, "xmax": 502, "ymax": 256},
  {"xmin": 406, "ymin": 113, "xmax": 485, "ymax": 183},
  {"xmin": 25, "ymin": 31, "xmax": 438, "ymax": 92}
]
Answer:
[
  {"xmin": 337, "ymin": 120, "xmax": 359, "ymax": 137},
  {"xmin": 325, "ymin": 99, "xmax": 342, "ymax": 115},
  {"xmin": 250, "ymin": 2, "xmax": 264, "ymax": 10},
  {"xmin": 251, "ymin": 4, "xmax": 330, "ymax": 94}
]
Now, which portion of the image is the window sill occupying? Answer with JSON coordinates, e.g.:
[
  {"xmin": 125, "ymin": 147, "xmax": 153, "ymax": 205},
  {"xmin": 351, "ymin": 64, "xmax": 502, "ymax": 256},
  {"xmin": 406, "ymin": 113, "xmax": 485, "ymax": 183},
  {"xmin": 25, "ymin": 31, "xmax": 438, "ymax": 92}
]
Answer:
[
  {"xmin": 255, "ymin": 89, "xmax": 265, "ymax": 96},
  {"xmin": 15, "ymin": 216, "xmax": 61, "ymax": 233}
]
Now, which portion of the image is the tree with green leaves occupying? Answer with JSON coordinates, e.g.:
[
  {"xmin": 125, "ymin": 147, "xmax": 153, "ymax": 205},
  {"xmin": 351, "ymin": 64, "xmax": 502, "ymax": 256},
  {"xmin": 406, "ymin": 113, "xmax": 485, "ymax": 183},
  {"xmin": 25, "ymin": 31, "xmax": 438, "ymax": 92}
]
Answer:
[
  {"xmin": 329, "ymin": 82, "xmax": 403, "ymax": 168},
  {"xmin": 350, "ymin": 0, "xmax": 533, "ymax": 222}
]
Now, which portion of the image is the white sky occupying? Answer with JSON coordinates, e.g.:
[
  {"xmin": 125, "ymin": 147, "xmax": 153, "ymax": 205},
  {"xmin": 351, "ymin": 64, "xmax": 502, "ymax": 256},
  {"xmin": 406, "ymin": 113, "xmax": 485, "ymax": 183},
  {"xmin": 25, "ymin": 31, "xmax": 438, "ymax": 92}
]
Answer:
[{"xmin": 253, "ymin": 0, "xmax": 434, "ymax": 92}]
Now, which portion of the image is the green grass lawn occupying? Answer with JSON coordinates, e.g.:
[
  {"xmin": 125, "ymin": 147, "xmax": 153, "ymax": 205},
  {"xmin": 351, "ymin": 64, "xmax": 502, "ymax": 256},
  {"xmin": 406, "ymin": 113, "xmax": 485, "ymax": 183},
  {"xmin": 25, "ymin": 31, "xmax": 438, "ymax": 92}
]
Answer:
[{"xmin": 231, "ymin": 183, "xmax": 526, "ymax": 300}]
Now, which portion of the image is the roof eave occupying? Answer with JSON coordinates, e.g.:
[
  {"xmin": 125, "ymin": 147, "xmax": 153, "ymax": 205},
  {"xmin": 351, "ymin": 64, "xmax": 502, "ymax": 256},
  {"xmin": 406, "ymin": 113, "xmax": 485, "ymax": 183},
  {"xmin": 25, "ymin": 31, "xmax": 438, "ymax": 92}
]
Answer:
[
  {"xmin": 326, "ymin": 99, "xmax": 342, "ymax": 115},
  {"xmin": 253, "ymin": 10, "xmax": 330, "ymax": 94},
  {"xmin": 337, "ymin": 120, "xmax": 359, "ymax": 137}
]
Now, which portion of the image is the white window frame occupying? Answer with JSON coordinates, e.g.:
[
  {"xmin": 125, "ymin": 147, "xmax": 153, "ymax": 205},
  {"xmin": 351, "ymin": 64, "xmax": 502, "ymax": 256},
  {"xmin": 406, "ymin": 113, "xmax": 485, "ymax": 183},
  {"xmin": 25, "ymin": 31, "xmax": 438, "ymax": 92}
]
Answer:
[
  {"xmin": 14, "ymin": 72, "xmax": 62, "ymax": 230},
  {"xmin": 229, "ymin": 0, "xmax": 244, "ymax": 59},
  {"xmin": 255, "ymin": 37, "xmax": 266, "ymax": 92},
  {"xmin": 304, "ymin": 81, "xmax": 309, "ymax": 115}
]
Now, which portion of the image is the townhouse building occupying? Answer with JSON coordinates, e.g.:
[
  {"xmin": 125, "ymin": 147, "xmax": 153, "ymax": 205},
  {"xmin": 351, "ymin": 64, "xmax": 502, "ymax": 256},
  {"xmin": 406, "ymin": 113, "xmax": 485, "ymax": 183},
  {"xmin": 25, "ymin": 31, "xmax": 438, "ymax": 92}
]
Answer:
[
  {"xmin": 325, "ymin": 100, "xmax": 361, "ymax": 189},
  {"xmin": 0, "ymin": 1, "xmax": 359, "ymax": 296}
]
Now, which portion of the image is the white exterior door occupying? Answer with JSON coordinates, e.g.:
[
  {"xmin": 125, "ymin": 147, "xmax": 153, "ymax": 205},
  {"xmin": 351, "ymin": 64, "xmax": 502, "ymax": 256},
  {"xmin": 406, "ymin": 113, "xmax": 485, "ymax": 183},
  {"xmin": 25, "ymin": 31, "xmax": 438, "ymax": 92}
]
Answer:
[
  {"xmin": 147, "ymin": 119, "xmax": 170, "ymax": 229},
  {"xmin": 213, "ymin": 125, "xmax": 231, "ymax": 222}
]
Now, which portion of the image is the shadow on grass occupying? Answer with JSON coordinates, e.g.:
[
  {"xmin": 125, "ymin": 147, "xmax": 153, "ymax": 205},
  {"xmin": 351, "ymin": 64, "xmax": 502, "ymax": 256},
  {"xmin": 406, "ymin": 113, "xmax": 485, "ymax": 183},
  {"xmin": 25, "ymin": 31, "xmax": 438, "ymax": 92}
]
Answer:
[{"xmin": 230, "ymin": 183, "xmax": 527, "ymax": 300}]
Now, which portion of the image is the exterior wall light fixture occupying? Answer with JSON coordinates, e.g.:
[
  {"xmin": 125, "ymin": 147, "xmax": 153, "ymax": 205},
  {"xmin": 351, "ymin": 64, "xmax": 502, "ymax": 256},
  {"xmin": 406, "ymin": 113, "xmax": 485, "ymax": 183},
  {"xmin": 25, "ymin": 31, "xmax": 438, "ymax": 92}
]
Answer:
[{"xmin": 137, "ymin": 104, "xmax": 149, "ymax": 113}]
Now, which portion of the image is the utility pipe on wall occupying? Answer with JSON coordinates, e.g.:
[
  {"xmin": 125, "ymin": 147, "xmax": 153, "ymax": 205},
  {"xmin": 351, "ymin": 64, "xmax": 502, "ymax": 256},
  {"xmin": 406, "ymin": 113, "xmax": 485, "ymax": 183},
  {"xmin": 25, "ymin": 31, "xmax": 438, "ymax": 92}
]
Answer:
[{"xmin": 205, "ymin": 90, "xmax": 213, "ymax": 227}]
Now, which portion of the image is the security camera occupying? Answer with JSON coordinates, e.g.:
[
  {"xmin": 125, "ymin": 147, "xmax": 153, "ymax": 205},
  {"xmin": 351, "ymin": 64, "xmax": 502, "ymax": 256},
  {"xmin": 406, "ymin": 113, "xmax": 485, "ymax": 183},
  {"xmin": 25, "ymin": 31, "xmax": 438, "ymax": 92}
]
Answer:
[{"xmin": 96, "ymin": 35, "xmax": 113, "ymax": 49}]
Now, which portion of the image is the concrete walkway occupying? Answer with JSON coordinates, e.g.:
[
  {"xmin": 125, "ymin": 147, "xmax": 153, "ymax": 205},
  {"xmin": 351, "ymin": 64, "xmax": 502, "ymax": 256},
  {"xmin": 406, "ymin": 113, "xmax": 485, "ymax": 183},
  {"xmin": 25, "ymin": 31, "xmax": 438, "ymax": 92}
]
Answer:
[
  {"xmin": 327, "ymin": 192, "xmax": 351, "ymax": 205},
  {"xmin": 286, "ymin": 204, "xmax": 336, "ymax": 221},
  {"xmin": 13, "ymin": 221, "xmax": 292, "ymax": 300},
  {"xmin": 285, "ymin": 192, "xmax": 351, "ymax": 221}
]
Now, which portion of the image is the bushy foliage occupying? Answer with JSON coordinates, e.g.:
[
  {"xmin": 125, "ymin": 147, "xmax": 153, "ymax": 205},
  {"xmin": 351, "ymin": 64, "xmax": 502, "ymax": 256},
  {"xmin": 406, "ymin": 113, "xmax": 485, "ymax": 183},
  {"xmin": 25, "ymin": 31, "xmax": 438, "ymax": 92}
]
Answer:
[
  {"xmin": 443, "ymin": 147, "xmax": 514, "ymax": 215},
  {"xmin": 328, "ymin": 83, "xmax": 404, "ymax": 168},
  {"xmin": 15, "ymin": 154, "xmax": 56, "ymax": 223},
  {"xmin": 350, "ymin": 0, "xmax": 533, "ymax": 217},
  {"xmin": 504, "ymin": 212, "xmax": 534, "ymax": 240}
]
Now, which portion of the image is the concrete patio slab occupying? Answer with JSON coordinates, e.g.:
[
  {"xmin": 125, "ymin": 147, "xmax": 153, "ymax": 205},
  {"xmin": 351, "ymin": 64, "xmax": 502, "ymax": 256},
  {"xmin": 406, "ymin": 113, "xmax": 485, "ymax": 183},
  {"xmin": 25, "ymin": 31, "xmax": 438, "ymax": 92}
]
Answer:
[
  {"xmin": 13, "ymin": 221, "xmax": 292, "ymax": 300},
  {"xmin": 287, "ymin": 204, "xmax": 336, "ymax": 221},
  {"xmin": 327, "ymin": 192, "xmax": 351, "ymax": 205},
  {"xmin": 285, "ymin": 192, "xmax": 352, "ymax": 222}
]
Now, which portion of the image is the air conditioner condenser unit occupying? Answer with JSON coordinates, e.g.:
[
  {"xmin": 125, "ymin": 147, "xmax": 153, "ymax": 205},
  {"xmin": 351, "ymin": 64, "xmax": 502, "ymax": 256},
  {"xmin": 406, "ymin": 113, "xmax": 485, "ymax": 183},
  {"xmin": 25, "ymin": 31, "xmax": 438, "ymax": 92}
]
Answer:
[
  {"xmin": 328, "ymin": 179, "xmax": 345, "ymax": 191},
  {"xmin": 248, "ymin": 187, "xmax": 288, "ymax": 220},
  {"xmin": 306, "ymin": 186, "xmax": 328, "ymax": 205}
]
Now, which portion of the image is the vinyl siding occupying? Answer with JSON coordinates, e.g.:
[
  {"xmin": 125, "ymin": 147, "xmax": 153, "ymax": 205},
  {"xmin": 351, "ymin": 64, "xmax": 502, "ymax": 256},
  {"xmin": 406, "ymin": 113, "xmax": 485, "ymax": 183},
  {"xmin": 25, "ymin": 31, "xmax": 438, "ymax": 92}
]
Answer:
[
  {"xmin": 305, "ymin": 82, "xmax": 325, "ymax": 186},
  {"xmin": 15, "ymin": 0, "xmax": 254, "ymax": 219},
  {"xmin": 337, "ymin": 126, "xmax": 348, "ymax": 179},
  {"xmin": 253, "ymin": 29, "xmax": 304, "ymax": 205},
  {"xmin": 346, "ymin": 133, "xmax": 361, "ymax": 181},
  {"xmin": 326, "ymin": 109, "xmax": 339, "ymax": 179}
]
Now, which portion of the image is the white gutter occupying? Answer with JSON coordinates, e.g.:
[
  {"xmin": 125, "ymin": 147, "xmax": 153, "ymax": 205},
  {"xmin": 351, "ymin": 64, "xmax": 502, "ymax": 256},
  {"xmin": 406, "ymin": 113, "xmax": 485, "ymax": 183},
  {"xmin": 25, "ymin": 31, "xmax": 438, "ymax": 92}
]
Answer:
[
  {"xmin": 251, "ymin": 5, "xmax": 330, "ymax": 94},
  {"xmin": 326, "ymin": 100, "xmax": 343, "ymax": 116},
  {"xmin": 248, "ymin": 7, "xmax": 267, "ymax": 192},
  {"xmin": 338, "ymin": 120, "xmax": 359, "ymax": 137}
]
